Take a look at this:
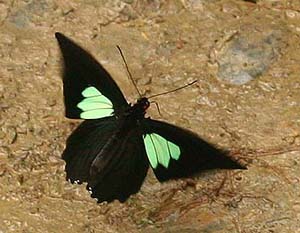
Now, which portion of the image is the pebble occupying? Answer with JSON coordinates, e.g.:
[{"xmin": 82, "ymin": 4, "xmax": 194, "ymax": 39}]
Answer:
[{"xmin": 216, "ymin": 30, "xmax": 284, "ymax": 85}]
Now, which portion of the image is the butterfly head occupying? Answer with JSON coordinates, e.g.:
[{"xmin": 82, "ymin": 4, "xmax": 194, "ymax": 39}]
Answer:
[{"xmin": 137, "ymin": 97, "xmax": 150, "ymax": 111}]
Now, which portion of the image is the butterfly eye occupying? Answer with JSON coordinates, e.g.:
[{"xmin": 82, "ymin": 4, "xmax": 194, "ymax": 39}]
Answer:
[{"xmin": 144, "ymin": 100, "xmax": 150, "ymax": 109}]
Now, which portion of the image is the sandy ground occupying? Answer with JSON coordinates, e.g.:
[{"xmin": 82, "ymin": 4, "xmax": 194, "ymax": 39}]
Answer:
[{"xmin": 0, "ymin": 0, "xmax": 300, "ymax": 232}]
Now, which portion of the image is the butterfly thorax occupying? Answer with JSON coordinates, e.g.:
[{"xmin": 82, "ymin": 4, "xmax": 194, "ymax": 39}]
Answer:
[{"xmin": 125, "ymin": 97, "xmax": 149, "ymax": 120}]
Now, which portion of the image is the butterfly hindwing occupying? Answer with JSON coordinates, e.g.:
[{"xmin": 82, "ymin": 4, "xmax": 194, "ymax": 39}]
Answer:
[
  {"xmin": 55, "ymin": 33, "xmax": 128, "ymax": 119},
  {"xmin": 62, "ymin": 117, "xmax": 117, "ymax": 183},
  {"xmin": 88, "ymin": 127, "xmax": 149, "ymax": 203},
  {"xmin": 62, "ymin": 117, "xmax": 149, "ymax": 203},
  {"xmin": 142, "ymin": 119, "xmax": 246, "ymax": 182}
]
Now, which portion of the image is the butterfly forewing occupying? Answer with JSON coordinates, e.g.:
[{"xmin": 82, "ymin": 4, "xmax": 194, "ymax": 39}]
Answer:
[
  {"xmin": 142, "ymin": 118, "xmax": 245, "ymax": 182},
  {"xmin": 55, "ymin": 32, "xmax": 128, "ymax": 119},
  {"xmin": 143, "ymin": 133, "xmax": 180, "ymax": 169}
]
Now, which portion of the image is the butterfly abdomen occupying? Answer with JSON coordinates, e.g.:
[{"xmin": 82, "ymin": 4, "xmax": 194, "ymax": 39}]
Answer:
[
  {"xmin": 88, "ymin": 116, "xmax": 144, "ymax": 185},
  {"xmin": 86, "ymin": 121, "xmax": 149, "ymax": 203}
]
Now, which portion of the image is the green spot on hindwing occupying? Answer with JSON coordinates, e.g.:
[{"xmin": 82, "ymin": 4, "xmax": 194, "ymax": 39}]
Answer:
[
  {"xmin": 144, "ymin": 133, "xmax": 181, "ymax": 169},
  {"xmin": 77, "ymin": 86, "xmax": 113, "ymax": 119}
]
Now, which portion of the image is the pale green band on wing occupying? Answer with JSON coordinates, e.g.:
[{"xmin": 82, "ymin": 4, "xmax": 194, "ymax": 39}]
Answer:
[
  {"xmin": 78, "ymin": 86, "xmax": 114, "ymax": 119},
  {"xmin": 144, "ymin": 133, "xmax": 180, "ymax": 169},
  {"xmin": 77, "ymin": 96, "xmax": 112, "ymax": 111},
  {"xmin": 144, "ymin": 134, "xmax": 158, "ymax": 168},
  {"xmin": 82, "ymin": 86, "xmax": 102, "ymax": 97},
  {"xmin": 80, "ymin": 95, "xmax": 112, "ymax": 104},
  {"xmin": 168, "ymin": 141, "xmax": 180, "ymax": 160},
  {"xmin": 80, "ymin": 109, "xmax": 113, "ymax": 119}
]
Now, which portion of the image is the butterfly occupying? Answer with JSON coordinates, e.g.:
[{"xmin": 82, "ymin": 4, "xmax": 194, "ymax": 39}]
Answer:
[{"xmin": 55, "ymin": 32, "xmax": 246, "ymax": 203}]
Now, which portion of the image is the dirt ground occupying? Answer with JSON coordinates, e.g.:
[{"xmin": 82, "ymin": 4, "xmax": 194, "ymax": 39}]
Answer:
[{"xmin": 0, "ymin": 0, "xmax": 300, "ymax": 232}]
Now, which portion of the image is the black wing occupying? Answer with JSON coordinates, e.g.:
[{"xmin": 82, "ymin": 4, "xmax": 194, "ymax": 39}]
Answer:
[
  {"xmin": 62, "ymin": 117, "xmax": 149, "ymax": 203},
  {"xmin": 142, "ymin": 119, "xmax": 246, "ymax": 182},
  {"xmin": 55, "ymin": 32, "xmax": 128, "ymax": 118}
]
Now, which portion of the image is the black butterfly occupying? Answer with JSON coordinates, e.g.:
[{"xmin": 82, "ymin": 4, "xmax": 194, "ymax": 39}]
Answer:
[{"xmin": 55, "ymin": 32, "xmax": 246, "ymax": 203}]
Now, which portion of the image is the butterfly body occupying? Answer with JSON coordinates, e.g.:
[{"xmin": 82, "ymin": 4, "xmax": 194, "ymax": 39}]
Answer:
[
  {"xmin": 55, "ymin": 32, "xmax": 246, "ymax": 203},
  {"xmin": 124, "ymin": 97, "xmax": 150, "ymax": 120},
  {"xmin": 89, "ymin": 98, "xmax": 150, "ymax": 186}
]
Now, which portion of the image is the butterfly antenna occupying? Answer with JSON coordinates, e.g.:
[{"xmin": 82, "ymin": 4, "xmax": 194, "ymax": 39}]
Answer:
[
  {"xmin": 116, "ymin": 45, "xmax": 142, "ymax": 98},
  {"xmin": 148, "ymin": 80, "xmax": 198, "ymax": 99},
  {"xmin": 150, "ymin": 100, "xmax": 162, "ymax": 116}
]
